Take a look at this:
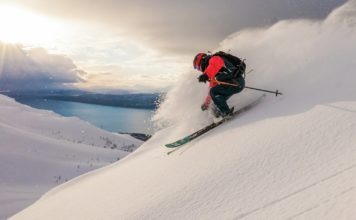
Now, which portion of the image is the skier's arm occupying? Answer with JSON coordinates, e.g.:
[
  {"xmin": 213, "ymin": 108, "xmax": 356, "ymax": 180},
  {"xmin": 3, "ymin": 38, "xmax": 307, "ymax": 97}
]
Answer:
[
  {"xmin": 200, "ymin": 56, "xmax": 224, "ymax": 109},
  {"xmin": 204, "ymin": 56, "xmax": 224, "ymax": 79},
  {"xmin": 205, "ymin": 94, "xmax": 212, "ymax": 105},
  {"xmin": 201, "ymin": 94, "xmax": 211, "ymax": 111}
]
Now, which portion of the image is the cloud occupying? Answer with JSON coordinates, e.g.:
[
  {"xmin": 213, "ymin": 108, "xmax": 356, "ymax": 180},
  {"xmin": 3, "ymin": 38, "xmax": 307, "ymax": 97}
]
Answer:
[
  {"xmin": 0, "ymin": 40, "xmax": 188, "ymax": 93},
  {"xmin": 0, "ymin": 43, "xmax": 86, "ymax": 90},
  {"xmin": 0, "ymin": 0, "xmax": 348, "ymax": 93},
  {"xmin": 7, "ymin": 0, "xmax": 347, "ymax": 54}
]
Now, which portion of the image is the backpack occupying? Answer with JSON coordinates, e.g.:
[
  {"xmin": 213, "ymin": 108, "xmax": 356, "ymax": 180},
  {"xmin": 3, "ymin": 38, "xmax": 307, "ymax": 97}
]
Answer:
[{"xmin": 214, "ymin": 51, "xmax": 246, "ymax": 79}]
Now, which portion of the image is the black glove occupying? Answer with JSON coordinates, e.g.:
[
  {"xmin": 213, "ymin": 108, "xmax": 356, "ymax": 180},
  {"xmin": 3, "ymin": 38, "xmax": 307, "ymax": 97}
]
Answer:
[
  {"xmin": 198, "ymin": 74, "xmax": 209, "ymax": 83},
  {"xmin": 201, "ymin": 102, "xmax": 209, "ymax": 111}
]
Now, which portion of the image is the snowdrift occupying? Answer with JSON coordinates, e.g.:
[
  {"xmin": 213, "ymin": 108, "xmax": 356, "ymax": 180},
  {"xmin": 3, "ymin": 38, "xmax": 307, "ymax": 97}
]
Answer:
[
  {"xmin": 0, "ymin": 95, "xmax": 142, "ymax": 219},
  {"xmin": 11, "ymin": 1, "xmax": 356, "ymax": 219}
]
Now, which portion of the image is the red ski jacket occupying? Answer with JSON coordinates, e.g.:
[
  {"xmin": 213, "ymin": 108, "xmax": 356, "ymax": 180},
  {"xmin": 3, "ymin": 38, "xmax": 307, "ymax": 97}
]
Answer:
[{"xmin": 203, "ymin": 55, "xmax": 225, "ymax": 105}]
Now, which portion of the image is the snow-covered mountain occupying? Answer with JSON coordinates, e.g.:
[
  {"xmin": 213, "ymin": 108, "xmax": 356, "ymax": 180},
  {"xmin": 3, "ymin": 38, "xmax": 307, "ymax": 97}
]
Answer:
[
  {"xmin": 10, "ymin": 1, "xmax": 356, "ymax": 219},
  {"xmin": 0, "ymin": 95, "xmax": 142, "ymax": 219}
]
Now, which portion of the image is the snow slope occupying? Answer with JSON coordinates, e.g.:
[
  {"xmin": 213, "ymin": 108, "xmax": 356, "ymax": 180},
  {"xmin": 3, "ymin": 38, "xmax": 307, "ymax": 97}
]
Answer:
[
  {"xmin": 0, "ymin": 95, "xmax": 142, "ymax": 219},
  {"xmin": 11, "ymin": 1, "xmax": 356, "ymax": 219}
]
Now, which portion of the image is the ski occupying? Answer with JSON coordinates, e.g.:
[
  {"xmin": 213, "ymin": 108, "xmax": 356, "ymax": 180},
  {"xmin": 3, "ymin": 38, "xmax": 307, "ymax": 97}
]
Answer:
[{"xmin": 165, "ymin": 95, "xmax": 266, "ymax": 153}]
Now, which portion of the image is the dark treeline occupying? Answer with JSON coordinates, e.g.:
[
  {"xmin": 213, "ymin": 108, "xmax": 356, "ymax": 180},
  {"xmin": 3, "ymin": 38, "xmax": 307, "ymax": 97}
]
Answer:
[
  {"xmin": 1, "ymin": 90, "xmax": 163, "ymax": 110},
  {"xmin": 46, "ymin": 93, "xmax": 161, "ymax": 110}
]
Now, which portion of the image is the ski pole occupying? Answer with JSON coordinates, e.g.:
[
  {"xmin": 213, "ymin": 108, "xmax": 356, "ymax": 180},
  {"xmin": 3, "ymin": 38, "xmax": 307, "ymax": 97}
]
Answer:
[
  {"xmin": 213, "ymin": 80, "xmax": 240, "ymax": 87},
  {"xmin": 212, "ymin": 80, "xmax": 282, "ymax": 96},
  {"xmin": 245, "ymin": 86, "xmax": 283, "ymax": 96}
]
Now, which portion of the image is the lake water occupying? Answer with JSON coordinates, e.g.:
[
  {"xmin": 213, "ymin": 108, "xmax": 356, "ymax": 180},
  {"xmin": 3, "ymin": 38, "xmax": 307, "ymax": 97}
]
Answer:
[{"xmin": 18, "ymin": 98, "xmax": 156, "ymax": 135}]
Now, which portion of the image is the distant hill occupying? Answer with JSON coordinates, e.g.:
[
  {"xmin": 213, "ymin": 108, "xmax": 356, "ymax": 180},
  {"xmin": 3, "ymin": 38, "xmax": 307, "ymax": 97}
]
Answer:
[
  {"xmin": 1, "ymin": 90, "xmax": 162, "ymax": 110},
  {"xmin": 46, "ymin": 93, "xmax": 161, "ymax": 110}
]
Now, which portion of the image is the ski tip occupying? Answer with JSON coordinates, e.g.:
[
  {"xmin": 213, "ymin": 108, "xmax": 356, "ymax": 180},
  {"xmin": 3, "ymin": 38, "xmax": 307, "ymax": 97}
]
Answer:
[{"xmin": 167, "ymin": 150, "xmax": 174, "ymax": 155}]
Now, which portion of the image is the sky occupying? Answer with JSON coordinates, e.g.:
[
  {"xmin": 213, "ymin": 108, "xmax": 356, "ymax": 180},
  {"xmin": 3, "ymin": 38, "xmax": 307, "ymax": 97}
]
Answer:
[{"xmin": 0, "ymin": 0, "xmax": 348, "ymax": 93}]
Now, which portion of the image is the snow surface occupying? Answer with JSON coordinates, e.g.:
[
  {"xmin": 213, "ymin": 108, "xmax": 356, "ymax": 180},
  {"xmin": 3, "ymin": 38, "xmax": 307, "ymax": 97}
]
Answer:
[
  {"xmin": 0, "ymin": 95, "xmax": 142, "ymax": 219},
  {"xmin": 10, "ymin": 1, "xmax": 356, "ymax": 219}
]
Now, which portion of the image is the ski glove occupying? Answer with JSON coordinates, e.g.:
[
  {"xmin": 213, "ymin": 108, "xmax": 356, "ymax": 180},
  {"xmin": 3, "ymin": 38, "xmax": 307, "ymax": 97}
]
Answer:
[
  {"xmin": 198, "ymin": 74, "xmax": 209, "ymax": 83},
  {"xmin": 201, "ymin": 102, "xmax": 209, "ymax": 111}
]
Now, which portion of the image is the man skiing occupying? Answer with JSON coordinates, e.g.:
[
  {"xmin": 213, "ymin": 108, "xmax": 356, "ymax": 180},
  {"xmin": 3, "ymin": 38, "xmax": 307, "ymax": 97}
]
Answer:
[{"xmin": 193, "ymin": 52, "xmax": 245, "ymax": 118}]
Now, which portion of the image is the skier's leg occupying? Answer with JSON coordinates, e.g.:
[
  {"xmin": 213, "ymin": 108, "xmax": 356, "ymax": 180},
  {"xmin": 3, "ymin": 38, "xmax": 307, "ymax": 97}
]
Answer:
[
  {"xmin": 210, "ymin": 85, "xmax": 244, "ymax": 116},
  {"xmin": 210, "ymin": 85, "xmax": 232, "ymax": 115}
]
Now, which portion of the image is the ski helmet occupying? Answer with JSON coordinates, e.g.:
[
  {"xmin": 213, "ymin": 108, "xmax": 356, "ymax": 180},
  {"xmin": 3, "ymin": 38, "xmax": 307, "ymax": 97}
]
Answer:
[{"xmin": 193, "ymin": 53, "xmax": 207, "ymax": 71}]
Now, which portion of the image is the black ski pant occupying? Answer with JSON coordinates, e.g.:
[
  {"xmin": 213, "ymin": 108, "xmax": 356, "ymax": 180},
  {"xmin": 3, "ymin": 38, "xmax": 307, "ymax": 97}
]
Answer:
[{"xmin": 210, "ymin": 85, "xmax": 244, "ymax": 115}]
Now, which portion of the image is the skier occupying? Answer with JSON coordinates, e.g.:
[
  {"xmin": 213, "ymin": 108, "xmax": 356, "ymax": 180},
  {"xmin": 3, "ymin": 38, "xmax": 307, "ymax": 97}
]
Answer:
[{"xmin": 193, "ymin": 52, "xmax": 245, "ymax": 118}]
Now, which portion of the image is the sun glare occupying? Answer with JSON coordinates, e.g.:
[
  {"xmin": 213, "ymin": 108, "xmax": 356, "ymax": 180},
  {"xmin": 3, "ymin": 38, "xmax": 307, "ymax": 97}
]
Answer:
[{"xmin": 0, "ymin": 5, "xmax": 69, "ymax": 46}]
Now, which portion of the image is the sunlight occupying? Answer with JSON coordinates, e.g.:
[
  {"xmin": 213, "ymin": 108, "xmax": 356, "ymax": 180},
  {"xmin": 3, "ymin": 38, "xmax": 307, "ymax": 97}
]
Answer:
[{"xmin": 0, "ymin": 5, "xmax": 69, "ymax": 46}]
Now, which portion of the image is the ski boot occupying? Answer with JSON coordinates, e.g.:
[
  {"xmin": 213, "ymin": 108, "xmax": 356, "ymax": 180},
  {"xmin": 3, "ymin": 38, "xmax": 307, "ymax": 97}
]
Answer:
[{"xmin": 212, "ymin": 107, "xmax": 234, "ymax": 123}]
